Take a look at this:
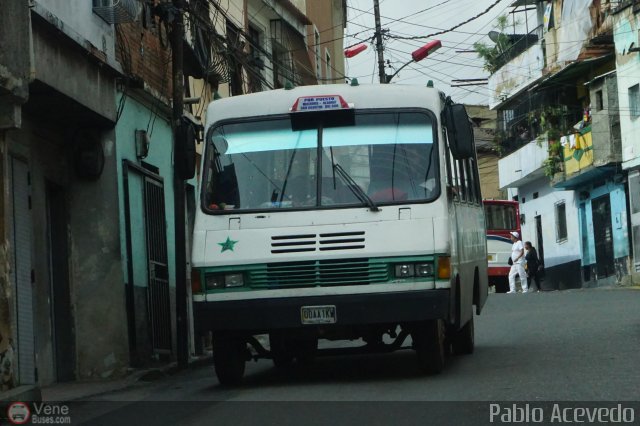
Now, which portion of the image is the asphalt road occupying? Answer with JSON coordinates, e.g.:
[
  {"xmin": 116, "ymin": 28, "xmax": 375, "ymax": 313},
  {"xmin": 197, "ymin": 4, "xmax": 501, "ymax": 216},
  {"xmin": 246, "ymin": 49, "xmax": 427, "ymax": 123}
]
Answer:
[{"xmin": 69, "ymin": 288, "xmax": 640, "ymax": 425}]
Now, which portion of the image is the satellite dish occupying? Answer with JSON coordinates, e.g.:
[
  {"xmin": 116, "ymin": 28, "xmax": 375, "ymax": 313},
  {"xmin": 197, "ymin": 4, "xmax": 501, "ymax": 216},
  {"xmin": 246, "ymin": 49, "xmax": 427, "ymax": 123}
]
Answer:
[{"xmin": 488, "ymin": 31, "xmax": 501, "ymax": 43}]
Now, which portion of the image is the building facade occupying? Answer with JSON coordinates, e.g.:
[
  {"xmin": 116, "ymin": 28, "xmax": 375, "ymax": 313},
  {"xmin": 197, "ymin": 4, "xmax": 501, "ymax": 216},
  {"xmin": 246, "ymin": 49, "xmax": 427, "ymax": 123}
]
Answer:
[
  {"xmin": 613, "ymin": 1, "xmax": 640, "ymax": 283},
  {"xmin": 0, "ymin": 0, "xmax": 348, "ymax": 397},
  {"xmin": 492, "ymin": 0, "xmax": 627, "ymax": 289}
]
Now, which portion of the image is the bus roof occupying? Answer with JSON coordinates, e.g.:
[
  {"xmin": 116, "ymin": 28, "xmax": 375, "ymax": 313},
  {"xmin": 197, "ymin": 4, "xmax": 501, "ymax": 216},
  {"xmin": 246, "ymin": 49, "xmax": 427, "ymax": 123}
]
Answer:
[{"xmin": 205, "ymin": 84, "xmax": 443, "ymax": 128}]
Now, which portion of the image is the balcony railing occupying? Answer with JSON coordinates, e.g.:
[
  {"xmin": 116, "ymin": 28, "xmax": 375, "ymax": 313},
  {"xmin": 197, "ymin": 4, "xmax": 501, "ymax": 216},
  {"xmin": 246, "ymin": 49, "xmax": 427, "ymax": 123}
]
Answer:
[{"xmin": 493, "ymin": 25, "xmax": 542, "ymax": 71}]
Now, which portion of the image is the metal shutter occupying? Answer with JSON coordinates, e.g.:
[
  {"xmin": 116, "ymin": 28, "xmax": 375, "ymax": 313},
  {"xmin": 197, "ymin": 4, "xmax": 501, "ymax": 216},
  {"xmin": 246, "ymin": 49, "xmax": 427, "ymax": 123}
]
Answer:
[{"xmin": 11, "ymin": 157, "xmax": 35, "ymax": 385}]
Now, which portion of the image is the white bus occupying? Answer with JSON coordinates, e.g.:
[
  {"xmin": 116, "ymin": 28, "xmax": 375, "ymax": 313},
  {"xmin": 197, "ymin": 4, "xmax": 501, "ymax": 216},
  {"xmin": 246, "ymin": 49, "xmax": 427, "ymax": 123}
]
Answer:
[{"xmin": 191, "ymin": 83, "xmax": 488, "ymax": 385}]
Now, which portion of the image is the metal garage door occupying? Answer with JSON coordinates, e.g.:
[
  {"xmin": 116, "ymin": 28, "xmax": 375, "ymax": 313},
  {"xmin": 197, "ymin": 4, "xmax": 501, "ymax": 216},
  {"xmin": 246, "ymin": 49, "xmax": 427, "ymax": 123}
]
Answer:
[{"xmin": 11, "ymin": 157, "xmax": 35, "ymax": 385}]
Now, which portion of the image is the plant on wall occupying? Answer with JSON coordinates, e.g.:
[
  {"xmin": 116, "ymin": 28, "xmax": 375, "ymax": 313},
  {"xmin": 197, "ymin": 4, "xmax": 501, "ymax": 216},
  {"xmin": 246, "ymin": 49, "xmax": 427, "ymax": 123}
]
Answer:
[
  {"xmin": 492, "ymin": 130, "xmax": 507, "ymax": 156},
  {"xmin": 542, "ymin": 140, "xmax": 563, "ymax": 178},
  {"xmin": 531, "ymin": 105, "xmax": 566, "ymax": 146},
  {"xmin": 474, "ymin": 15, "xmax": 514, "ymax": 74}
]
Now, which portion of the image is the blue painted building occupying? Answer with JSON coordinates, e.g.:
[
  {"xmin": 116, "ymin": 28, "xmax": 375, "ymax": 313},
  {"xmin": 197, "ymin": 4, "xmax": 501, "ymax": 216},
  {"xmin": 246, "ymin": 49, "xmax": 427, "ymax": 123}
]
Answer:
[
  {"xmin": 115, "ymin": 93, "xmax": 181, "ymax": 363},
  {"xmin": 552, "ymin": 70, "xmax": 630, "ymax": 287}
]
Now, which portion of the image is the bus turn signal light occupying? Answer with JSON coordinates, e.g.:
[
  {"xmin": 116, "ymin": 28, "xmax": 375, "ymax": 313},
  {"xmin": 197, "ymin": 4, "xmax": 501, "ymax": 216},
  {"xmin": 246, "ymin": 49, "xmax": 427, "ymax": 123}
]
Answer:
[
  {"xmin": 437, "ymin": 256, "xmax": 451, "ymax": 279},
  {"xmin": 191, "ymin": 269, "xmax": 202, "ymax": 294}
]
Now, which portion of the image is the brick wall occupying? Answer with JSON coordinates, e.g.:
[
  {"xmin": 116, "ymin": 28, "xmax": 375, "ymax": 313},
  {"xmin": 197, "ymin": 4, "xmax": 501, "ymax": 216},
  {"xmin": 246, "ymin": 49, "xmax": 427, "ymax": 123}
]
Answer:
[{"xmin": 116, "ymin": 12, "xmax": 173, "ymax": 98}]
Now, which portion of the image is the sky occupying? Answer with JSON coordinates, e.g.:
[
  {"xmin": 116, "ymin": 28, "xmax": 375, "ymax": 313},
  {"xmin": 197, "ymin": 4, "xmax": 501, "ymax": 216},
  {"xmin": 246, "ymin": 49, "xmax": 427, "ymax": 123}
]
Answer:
[{"xmin": 342, "ymin": 0, "xmax": 537, "ymax": 105}]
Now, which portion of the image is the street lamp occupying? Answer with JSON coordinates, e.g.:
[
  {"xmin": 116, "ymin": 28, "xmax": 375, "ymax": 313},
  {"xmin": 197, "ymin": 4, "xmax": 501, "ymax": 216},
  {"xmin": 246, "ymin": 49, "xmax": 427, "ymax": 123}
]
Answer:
[
  {"xmin": 386, "ymin": 40, "xmax": 442, "ymax": 83},
  {"xmin": 344, "ymin": 43, "xmax": 368, "ymax": 58}
]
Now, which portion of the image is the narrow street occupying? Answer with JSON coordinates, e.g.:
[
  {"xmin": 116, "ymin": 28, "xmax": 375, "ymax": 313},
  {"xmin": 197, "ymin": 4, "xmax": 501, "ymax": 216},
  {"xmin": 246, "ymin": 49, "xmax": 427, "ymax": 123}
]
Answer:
[{"xmin": 63, "ymin": 287, "xmax": 639, "ymax": 425}]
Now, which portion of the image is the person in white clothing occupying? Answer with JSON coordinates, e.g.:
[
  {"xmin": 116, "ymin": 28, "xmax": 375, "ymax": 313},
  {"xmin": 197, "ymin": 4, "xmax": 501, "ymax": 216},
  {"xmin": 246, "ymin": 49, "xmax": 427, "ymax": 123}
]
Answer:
[{"xmin": 508, "ymin": 231, "xmax": 528, "ymax": 293}]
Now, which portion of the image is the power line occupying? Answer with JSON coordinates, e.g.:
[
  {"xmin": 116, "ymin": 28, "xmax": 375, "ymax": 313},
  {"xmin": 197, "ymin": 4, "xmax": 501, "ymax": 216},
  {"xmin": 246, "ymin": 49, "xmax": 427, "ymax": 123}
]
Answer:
[{"xmin": 389, "ymin": 0, "xmax": 506, "ymax": 41}]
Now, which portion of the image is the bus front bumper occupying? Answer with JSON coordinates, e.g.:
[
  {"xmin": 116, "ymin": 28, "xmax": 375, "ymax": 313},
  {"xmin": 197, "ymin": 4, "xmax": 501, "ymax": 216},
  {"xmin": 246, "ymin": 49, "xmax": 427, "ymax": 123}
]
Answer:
[{"xmin": 192, "ymin": 289, "xmax": 450, "ymax": 332}]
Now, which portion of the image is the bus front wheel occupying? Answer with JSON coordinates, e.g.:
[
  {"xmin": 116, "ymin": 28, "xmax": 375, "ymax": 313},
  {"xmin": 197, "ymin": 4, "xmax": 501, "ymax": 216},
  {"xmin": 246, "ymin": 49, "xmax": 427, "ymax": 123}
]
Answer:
[
  {"xmin": 451, "ymin": 314, "xmax": 474, "ymax": 355},
  {"xmin": 213, "ymin": 337, "xmax": 247, "ymax": 386},
  {"xmin": 412, "ymin": 319, "xmax": 446, "ymax": 374}
]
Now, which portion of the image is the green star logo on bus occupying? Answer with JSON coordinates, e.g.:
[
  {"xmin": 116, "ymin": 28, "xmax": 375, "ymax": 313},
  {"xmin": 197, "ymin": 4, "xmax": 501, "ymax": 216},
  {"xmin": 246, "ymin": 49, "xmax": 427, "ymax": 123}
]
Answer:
[{"xmin": 218, "ymin": 237, "xmax": 238, "ymax": 253}]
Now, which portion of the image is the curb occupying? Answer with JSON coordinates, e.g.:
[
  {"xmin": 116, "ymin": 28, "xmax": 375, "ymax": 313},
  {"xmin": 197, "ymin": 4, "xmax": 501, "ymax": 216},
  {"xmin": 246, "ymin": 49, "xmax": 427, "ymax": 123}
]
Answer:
[
  {"xmin": 0, "ymin": 385, "xmax": 41, "ymax": 402},
  {"xmin": 41, "ymin": 355, "xmax": 213, "ymax": 402}
]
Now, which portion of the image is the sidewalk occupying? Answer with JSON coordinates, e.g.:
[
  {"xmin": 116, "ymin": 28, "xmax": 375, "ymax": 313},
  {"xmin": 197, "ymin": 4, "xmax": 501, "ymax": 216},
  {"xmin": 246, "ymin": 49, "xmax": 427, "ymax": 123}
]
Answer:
[{"xmin": 40, "ymin": 355, "xmax": 212, "ymax": 402}]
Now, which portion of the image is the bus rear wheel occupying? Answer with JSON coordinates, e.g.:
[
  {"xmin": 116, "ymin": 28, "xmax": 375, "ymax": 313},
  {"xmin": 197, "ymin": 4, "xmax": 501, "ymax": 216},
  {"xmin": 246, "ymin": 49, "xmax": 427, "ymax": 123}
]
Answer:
[
  {"xmin": 412, "ymin": 319, "xmax": 446, "ymax": 374},
  {"xmin": 451, "ymin": 314, "xmax": 474, "ymax": 355},
  {"xmin": 213, "ymin": 337, "xmax": 247, "ymax": 386},
  {"xmin": 269, "ymin": 333, "xmax": 294, "ymax": 369}
]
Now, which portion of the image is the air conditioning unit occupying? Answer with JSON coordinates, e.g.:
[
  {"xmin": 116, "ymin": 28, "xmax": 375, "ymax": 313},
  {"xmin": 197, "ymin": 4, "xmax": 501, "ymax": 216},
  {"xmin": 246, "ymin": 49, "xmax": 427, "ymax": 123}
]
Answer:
[{"xmin": 93, "ymin": 0, "xmax": 141, "ymax": 24}]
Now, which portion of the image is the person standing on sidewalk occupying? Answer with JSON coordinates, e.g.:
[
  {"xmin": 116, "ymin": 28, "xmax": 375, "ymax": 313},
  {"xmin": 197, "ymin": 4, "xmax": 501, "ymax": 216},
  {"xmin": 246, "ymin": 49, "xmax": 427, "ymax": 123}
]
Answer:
[
  {"xmin": 508, "ymin": 231, "xmax": 528, "ymax": 293},
  {"xmin": 524, "ymin": 241, "xmax": 542, "ymax": 292}
]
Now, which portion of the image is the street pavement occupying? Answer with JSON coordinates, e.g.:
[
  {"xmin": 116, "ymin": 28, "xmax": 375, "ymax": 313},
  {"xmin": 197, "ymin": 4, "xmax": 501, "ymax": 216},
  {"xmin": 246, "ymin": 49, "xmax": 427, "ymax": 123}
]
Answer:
[{"xmin": 42, "ymin": 287, "xmax": 640, "ymax": 425}]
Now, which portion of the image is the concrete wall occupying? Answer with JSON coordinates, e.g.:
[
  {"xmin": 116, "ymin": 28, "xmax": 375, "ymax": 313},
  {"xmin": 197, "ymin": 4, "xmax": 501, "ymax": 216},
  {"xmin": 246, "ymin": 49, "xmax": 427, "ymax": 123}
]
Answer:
[
  {"xmin": 30, "ymin": 21, "xmax": 116, "ymax": 123},
  {"xmin": 498, "ymin": 139, "xmax": 548, "ymax": 189},
  {"xmin": 248, "ymin": 0, "xmax": 277, "ymax": 89},
  {"xmin": 4, "ymin": 114, "xmax": 128, "ymax": 385},
  {"xmin": 34, "ymin": 0, "xmax": 117, "ymax": 64},
  {"xmin": 306, "ymin": 0, "xmax": 346, "ymax": 83},
  {"xmin": 0, "ymin": 0, "xmax": 30, "ymax": 103},
  {"xmin": 517, "ymin": 177, "xmax": 581, "ymax": 289},
  {"xmin": 488, "ymin": 44, "xmax": 545, "ymax": 109},
  {"xmin": 0, "ymin": 1, "xmax": 127, "ymax": 387},
  {"xmin": 614, "ymin": 8, "xmax": 640, "ymax": 171},
  {"xmin": 478, "ymin": 152, "xmax": 502, "ymax": 200},
  {"xmin": 590, "ymin": 74, "xmax": 621, "ymax": 166},
  {"xmin": 0, "ymin": 0, "xmax": 31, "ymax": 392}
]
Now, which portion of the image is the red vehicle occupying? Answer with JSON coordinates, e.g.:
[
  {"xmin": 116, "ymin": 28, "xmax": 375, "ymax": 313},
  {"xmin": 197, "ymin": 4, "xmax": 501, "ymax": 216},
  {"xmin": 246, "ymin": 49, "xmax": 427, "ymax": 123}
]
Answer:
[{"xmin": 483, "ymin": 199, "xmax": 520, "ymax": 293}]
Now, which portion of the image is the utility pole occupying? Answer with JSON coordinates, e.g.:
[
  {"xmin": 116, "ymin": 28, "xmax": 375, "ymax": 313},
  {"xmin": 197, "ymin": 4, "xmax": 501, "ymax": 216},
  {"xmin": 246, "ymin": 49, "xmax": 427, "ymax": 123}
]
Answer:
[
  {"xmin": 373, "ymin": 0, "xmax": 386, "ymax": 84},
  {"xmin": 171, "ymin": 0, "xmax": 189, "ymax": 369}
]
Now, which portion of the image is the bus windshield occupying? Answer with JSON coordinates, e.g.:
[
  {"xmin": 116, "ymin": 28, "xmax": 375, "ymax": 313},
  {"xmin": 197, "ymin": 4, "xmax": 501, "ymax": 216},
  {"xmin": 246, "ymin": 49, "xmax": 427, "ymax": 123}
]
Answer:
[
  {"xmin": 484, "ymin": 203, "xmax": 518, "ymax": 231},
  {"xmin": 203, "ymin": 111, "xmax": 438, "ymax": 212}
]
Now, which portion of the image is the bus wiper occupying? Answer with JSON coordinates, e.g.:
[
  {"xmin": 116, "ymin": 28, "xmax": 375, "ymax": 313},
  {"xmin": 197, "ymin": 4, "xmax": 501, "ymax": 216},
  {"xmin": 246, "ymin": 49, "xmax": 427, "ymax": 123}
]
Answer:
[{"xmin": 332, "ymin": 163, "xmax": 380, "ymax": 212}]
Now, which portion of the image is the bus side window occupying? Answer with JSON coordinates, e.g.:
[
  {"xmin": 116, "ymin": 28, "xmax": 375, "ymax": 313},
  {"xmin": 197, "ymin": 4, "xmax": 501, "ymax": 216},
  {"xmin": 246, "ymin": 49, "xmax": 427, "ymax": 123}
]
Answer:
[{"xmin": 443, "ymin": 127, "xmax": 459, "ymax": 201}]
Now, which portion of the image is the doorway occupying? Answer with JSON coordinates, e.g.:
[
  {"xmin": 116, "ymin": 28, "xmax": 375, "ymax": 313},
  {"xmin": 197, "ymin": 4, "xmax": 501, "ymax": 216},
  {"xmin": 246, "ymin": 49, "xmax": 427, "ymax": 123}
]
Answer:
[
  {"xmin": 46, "ymin": 182, "xmax": 75, "ymax": 381},
  {"xmin": 592, "ymin": 194, "xmax": 615, "ymax": 278},
  {"xmin": 535, "ymin": 215, "xmax": 544, "ymax": 267}
]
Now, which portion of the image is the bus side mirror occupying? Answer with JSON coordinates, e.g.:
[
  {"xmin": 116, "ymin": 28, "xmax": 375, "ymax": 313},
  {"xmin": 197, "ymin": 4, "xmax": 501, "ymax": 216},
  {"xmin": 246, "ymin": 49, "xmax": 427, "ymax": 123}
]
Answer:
[
  {"xmin": 175, "ymin": 116, "xmax": 197, "ymax": 180},
  {"xmin": 444, "ymin": 103, "xmax": 475, "ymax": 160}
]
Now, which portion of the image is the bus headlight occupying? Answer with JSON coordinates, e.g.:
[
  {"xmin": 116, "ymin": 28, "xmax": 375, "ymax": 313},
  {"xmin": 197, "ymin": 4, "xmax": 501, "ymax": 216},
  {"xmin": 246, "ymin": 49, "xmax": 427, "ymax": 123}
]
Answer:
[
  {"xmin": 396, "ymin": 263, "xmax": 415, "ymax": 278},
  {"xmin": 416, "ymin": 263, "xmax": 434, "ymax": 277},
  {"xmin": 205, "ymin": 274, "xmax": 224, "ymax": 289},
  {"xmin": 394, "ymin": 262, "xmax": 435, "ymax": 279},
  {"xmin": 204, "ymin": 273, "xmax": 245, "ymax": 289},
  {"xmin": 224, "ymin": 273, "xmax": 244, "ymax": 288},
  {"xmin": 394, "ymin": 264, "xmax": 415, "ymax": 277}
]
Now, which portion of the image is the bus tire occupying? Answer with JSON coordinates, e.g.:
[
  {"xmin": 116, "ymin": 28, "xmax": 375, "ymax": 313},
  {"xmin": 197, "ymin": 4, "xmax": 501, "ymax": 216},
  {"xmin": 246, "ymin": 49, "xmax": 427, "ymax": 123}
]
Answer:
[
  {"xmin": 451, "ymin": 313, "xmax": 474, "ymax": 355},
  {"xmin": 213, "ymin": 338, "xmax": 246, "ymax": 386},
  {"xmin": 413, "ymin": 319, "xmax": 446, "ymax": 374},
  {"xmin": 269, "ymin": 333, "xmax": 294, "ymax": 369}
]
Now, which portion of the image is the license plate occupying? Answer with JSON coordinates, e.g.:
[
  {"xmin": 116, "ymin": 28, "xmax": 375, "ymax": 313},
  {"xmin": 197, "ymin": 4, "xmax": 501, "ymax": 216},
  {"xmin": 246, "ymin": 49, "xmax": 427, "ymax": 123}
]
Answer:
[{"xmin": 301, "ymin": 305, "xmax": 337, "ymax": 324}]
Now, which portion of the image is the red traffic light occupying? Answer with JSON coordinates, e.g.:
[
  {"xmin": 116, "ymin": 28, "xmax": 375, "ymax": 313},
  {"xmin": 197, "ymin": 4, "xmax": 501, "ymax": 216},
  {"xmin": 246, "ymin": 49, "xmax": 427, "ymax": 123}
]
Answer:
[
  {"xmin": 411, "ymin": 40, "xmax": 442, "ymax": 62},
  {"xmin": 344, "ymin": 43, "xmax": 367, "ymax": 58}
]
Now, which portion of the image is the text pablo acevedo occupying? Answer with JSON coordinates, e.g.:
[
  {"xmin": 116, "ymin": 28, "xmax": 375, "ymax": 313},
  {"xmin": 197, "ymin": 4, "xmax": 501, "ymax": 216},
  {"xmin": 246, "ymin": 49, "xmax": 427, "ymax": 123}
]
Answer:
[{"xmin": 489, "ymin": 403, "xmax": 635, "ymax": 423}]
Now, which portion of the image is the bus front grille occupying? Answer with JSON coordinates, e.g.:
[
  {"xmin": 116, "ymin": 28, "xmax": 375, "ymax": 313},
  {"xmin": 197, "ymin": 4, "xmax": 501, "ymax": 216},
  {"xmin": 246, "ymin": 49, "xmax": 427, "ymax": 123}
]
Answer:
[
  {"xmin": 271, "ymin": 231, "xmax": 365, "ymax": 254},
  {"xmin": 247, "ymin": 258, "xmax": 389, "ymax": 288}
]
